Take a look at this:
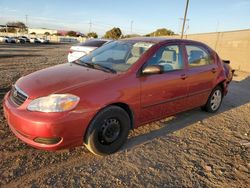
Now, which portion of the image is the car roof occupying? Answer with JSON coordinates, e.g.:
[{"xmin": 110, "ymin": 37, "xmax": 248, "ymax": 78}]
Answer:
[{"xmin": 121, "ymin": 37, "xmax": 200, "ymax": 44}]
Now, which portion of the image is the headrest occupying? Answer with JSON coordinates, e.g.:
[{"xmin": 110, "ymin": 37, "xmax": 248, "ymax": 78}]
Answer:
[
  {"xmin": 190, "ymin": 50, "xmax": 204, "ymax": 59},
  {"xmin": 131, "ymin": 47, "xmax": 142, "ymax": 57},
  {"xmin": 161, "ymin": 50, "xmax": 176, "ymax": 61}
]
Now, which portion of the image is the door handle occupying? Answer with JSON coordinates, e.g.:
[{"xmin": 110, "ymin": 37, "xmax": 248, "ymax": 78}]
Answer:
[
  {"xmin": 180, "ymin": 74, "xmax": 188, "ymax": 80},
  {"xmin": 211, "ymin": 68, "xmax": 217, "ymax": 73}
]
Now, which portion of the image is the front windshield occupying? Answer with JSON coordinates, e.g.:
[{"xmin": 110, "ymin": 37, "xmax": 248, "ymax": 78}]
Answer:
[{"xmin": 78, "ymin": 41, "xmax": 154, "ymax": 72}]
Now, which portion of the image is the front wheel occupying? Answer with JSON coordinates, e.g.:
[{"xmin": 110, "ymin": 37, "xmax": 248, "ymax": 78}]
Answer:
[
  {"xmin": 202, "ymin": 86, "xmax": 223, "ymax": 113},
  {"xmin": 85, "ymin": 106, "xmax": 130, "ymax": 156}
]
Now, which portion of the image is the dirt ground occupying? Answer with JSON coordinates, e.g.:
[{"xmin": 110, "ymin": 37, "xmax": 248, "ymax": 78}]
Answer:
[{"xmin": 0, "ymin": 43, "xmax": 249, "ymax": 188}]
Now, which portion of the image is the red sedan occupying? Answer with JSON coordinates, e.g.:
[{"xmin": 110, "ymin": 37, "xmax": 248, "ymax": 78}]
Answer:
[{"xmin": 3, "ymin": 38, "xmax": 233, "ymax": 156}]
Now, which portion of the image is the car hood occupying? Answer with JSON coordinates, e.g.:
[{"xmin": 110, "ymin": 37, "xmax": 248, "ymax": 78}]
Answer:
[{"xmin": 16, "ymin": 63, "xmax": 114, "ymax": 99}]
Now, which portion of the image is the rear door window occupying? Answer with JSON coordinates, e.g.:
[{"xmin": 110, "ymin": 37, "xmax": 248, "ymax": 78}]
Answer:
[{"xmin": 186, "ymin": 45, "xmax": 212, "ymax": 67}]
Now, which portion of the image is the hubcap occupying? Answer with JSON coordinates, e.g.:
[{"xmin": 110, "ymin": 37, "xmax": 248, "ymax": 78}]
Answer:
[
  {"xmin": 98, "ymin": 118, "xmax": 121, "ymax": 145},
  {"xmin": 210, "ymin": 90, "xmax": 222, "ymax": 111}
]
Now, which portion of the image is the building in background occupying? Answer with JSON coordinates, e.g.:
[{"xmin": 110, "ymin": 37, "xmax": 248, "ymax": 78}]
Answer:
[{"xmin": 28, "ymin": 28, "xmax": 57, "ymax": 35}]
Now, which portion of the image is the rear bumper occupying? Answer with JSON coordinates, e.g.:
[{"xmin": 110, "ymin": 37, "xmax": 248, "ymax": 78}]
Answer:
[{"xmin": 3, "ymin": 92, "xmax": 95, "ymax": 150}]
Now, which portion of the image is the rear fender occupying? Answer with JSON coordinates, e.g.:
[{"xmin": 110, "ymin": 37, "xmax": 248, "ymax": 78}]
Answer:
[{"xmin": 222, "ymin": 60, "xmax": 234, "ymax": 83}]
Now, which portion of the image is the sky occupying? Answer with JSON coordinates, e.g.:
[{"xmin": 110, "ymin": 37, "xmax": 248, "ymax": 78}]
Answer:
[{"xmin": 0, "ymin": 0, "xmax": 250, "ymax": 36}]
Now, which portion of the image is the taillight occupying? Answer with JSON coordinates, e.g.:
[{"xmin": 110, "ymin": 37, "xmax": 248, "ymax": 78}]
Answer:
[{"xmin": 69, "ymin": 50, "xmax": 73, "ymax": 54}]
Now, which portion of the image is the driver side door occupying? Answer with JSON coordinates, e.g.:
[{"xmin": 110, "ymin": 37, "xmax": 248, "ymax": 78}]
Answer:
[{"xmin": 139, "ymin": 44, "xmax": 188, "ymax": 124}]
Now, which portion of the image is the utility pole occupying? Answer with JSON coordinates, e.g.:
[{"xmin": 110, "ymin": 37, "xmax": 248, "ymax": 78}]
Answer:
[
  {"xmin": 179, "ymin": 18, "xmax": 189, "ymax": 34},
  {"xmin": 130, "ymin": 20, "xmax": 133, "ymax": 34},
  {"xmin": 88, "ymin": 20, "xmax": 92, "ymax": 33},
  {"xmin": 25, "ymin": 14, "xmax": 28, "ymax": 35},
  {"xmin": 181, "ymin": 0, "xmax": 189, "ymax": 39}
]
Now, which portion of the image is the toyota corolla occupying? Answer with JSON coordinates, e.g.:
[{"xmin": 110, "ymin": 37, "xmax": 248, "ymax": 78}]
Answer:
[{"xmin": 3, "ymin": 37, "xmax": 233, "ymax": 156}]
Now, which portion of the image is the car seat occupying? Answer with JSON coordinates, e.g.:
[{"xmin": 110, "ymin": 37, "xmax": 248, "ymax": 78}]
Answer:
[
  {"xmin": 126, "ymin": 47, "xmax": 143, "ymax": 65},
  {"xmin": 158, "ymin": 50, "xmax": 177, "ymax": 71},
  {"xmin": 189, "ymin": 50, "xmax": 207, "ymax": 66}
]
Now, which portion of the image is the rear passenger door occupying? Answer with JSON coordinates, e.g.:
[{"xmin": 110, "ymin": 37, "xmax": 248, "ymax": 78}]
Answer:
[{"xmin": 184, "ymin": 43, "xmax": 218, "ymax": 108}]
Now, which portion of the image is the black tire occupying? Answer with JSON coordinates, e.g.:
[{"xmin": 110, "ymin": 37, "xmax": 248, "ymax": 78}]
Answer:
[
  {"xmin": 85, "ymin": 106, "xmax": 130, "ymax": 156},
  {"xmin": 202, "ymin": 86, "xmax": 223, "ymax": 113}
]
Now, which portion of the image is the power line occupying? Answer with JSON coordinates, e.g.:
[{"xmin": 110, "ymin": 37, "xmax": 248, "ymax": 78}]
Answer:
[
  {"xmin": 89, "ymin": 20, "xmax": 149, "ymax": 34},
  {"xmin": 179, "ymin": 18, "xmax": 190, "ymax": 35}
]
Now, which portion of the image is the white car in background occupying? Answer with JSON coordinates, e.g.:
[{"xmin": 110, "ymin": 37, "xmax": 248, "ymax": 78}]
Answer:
[
  {"xmin": 68, "ymin": 39, "xmax": 111, "ymax": 62},
  {"xmin": 18, "ymin": 36, "xmax": 30, "ymax": 43},
  {"xmin": 30, "ymin": 37, "xmax": 49, "ymax": 44},
  {"xmin": 0, "ymin": 36, "xmax": 16, "ymax": 43},
  {"xmin": 37, "ymin": 38, "xmax": 49, "ymax": 43},
  {"xmin": 30, "ymin": 38, "xmax": 41, "ymax": 43}
]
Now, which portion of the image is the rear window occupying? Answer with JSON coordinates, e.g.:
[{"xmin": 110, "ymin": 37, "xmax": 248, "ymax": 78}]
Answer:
[{"xmin": 79, "ymin": 40, "xmax": 108, "ymax": 47}]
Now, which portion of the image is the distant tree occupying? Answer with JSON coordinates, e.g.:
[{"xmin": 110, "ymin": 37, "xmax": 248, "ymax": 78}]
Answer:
[
  {"xmin": 67, "ymin": 31, "xmax": 77, "ymax": 37},
  {"xmin": 6, "ymin": 21, "xmax": 27, "ymax": 32},
  {"xmin": 44, "ymin": 32, "xmax": 50, "ymax": 36},
  {"xmin": 103, "ymin": 27, "xmax": 122, "ymax": 39},
  {"xmin": 0, "ymin": 28, "xmax": 6, "ymax": 32},
  {"xmin": 6, "ymin": 27, "xmax": 16, "ymax": 33},
  {"xmin": 147, "ymin": 28, "xmax": 175, "ymax": 37},
  {"xmin": 123, "ymin": 34, "xmax": 141, "ymax": 38},
  {"xmin": 30, "ymin": 32, "xmax": 36, "ymax": 35},
  {"xmin": 87, "ymin": 32, "xmax": 98, "ymax": 38},
  {"xmin": 55, "ymin": 33, "xmax": 62, "ymax": 36}
]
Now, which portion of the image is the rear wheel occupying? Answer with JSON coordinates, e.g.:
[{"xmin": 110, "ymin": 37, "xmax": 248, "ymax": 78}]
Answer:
[
  {"xmin": 85, "ymin": 106, "xmax": 130, "ymax": 156},
  {"xmin": 202, "ymin": 86, "xmax": 223, "ymax": 113}
]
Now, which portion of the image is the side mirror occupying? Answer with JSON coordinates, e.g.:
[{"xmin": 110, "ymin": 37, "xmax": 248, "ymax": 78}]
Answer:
[{"xmin": 142, "ymin": 65, "xmax": 163, "ymax": 75}]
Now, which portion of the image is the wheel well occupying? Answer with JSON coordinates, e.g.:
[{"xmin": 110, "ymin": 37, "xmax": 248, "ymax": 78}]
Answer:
[
  {"xmin": 217, "ymin": 80, "xmax": 225, "ymax": 96},
  {"xmin": 109, "ymin": 102, "xmax": 134, "ymax": 130}
]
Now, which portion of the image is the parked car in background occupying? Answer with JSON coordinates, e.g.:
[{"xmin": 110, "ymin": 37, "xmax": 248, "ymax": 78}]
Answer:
[
  {"xmin": 68, "ymin": 39, "xmax": 111, "ymax": 62},
  {"xmin": 12, "ymin": 37, "xmax": 21, "ymax": 43},
  {"xmin": 3, "ymin": 37, "xmax": 233, "ymax": 156},
  {"xmin": 8, "ymin": 36, "xmax": 17, "ymax": 43},
  {"xmin": 18, "ymin": 36, "xmax": 30, "ymax": 43},
  {"xmin": 0, "ymin": 36, "xmax": 10, "ymax": 43},
  {"xmin": 30, "ymin": 38, "xmax": 41, "ymax": 43},
  {"xmin": 0, "ymin": 36, "xmax": 16, "ymax": 43},
  {"xmin": 37, "ymin": 37, "xmax": 49, "ymax": 44},
  {"xmin": 12, "ymin": 37, "xmax": 28, "ymax": 43}
]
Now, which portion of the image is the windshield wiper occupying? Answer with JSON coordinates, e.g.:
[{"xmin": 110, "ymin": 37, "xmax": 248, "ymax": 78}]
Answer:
[
  {"xmin": 74, "ymin": 60, "xmax": 94, "ymax": 68},
  {"xmin": 73, "ymin": 60, "xmax": 116, "ymax": 74},
  {"xmin": 94, "ymin": 64, "xmax": 116, "ymax": 74}
]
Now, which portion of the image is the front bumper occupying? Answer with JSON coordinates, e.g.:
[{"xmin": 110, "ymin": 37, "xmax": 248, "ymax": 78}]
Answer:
[{"xmin": 3, "ymin": 92, "xmax": 95, "ymax": 150}]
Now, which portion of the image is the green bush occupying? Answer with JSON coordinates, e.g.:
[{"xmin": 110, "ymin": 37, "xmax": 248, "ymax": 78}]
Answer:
[{"xmin": 103, "ymin": 27, "xmax": 122, "ymax": 39}]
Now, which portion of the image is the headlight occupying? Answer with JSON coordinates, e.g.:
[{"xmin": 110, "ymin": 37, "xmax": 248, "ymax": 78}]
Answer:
[{"xmin": 27, "ymin": 94, "xmax": 80, "ymax": 112}]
